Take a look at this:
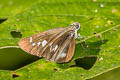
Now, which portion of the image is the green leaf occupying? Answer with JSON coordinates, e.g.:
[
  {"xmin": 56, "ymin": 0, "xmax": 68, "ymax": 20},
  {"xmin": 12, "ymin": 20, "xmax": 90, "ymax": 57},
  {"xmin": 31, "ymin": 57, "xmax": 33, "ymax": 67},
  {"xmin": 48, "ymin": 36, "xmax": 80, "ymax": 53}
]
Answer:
[
  {"xmin": 0, "ymin": 0, "xmax": 40, "ymax": 18},
  {"xmin": 0, "ymin": 0, "xmax": 120, "ymax": 80}
]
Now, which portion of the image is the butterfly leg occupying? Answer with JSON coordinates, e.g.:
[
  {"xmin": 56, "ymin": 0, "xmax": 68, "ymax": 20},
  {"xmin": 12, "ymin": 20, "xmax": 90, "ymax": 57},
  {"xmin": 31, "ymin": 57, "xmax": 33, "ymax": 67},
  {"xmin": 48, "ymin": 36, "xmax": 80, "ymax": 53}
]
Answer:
[
  {"xmin": 76, "ymin": 34, "xmax": 89, "ymax": 52},
  {"xmin": 80, "ymin": 40, "xmax": 89, "ymax": 52},
  {"xmin": 77, "ymin": 33, "xmax": 86, "ymax": 39}
]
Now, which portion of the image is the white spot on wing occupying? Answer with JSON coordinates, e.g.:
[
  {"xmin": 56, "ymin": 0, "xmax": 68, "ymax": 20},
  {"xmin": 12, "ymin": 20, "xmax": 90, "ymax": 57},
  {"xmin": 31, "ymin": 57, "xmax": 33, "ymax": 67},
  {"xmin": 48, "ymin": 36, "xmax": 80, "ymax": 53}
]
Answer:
[
  {"xmin": 53, "ymin": 45, "xmax": 58, "ymax": 51},
  {"xmin": 42, "ymin": 40, "xmax": 47, "ymax": 47},
  {"xmin": 32, "ymin": 43, "xmax": 36, "ymax": 46},
  {"xmin": 37, "ymin": 42, "xmax": 41, "ymax": 46},
  {"xmin": 49, "ymin": 42, "xmax": 53, "ymax": 51},
  {"xmin": 61, "ymin": 53, "xmax": 66, "ymax": 58},
  {"xmin": 70, "ymin": 33, "xmax": 74, "ymax": 38},
  {"xmin": 55, "ymin": 52, "xmax": 66, "ymax": 61},
  {"xmin": 49, "ymin": 42, "xmax": 53, "ymax": 46},
  {"xmin": 30, "ymin": 37, "xmax": 32, "ymax": 43}
]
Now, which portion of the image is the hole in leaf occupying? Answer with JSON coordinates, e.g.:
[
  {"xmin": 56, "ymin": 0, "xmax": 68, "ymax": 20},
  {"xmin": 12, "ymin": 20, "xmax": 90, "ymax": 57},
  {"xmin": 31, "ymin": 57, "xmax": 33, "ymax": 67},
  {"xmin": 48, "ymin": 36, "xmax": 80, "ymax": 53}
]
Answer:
[
  {"xmin": 110, "ymin": 21, "xmax": 114, "ymax": 24},
  {"xmin": 14, "ymin": 24, "xmax": 16, "ymax": 26},
  {"xmin": 71, "ymin": 57, "xmax": 97, "ymax": 70},
  {"xmin": 0, "ymin": 18, "xmax": 7, "ymax": 24},
  {"xmin": 70, "ymin": 40, "xmax": 108, "ymax": 70},
  {"xmin": 93, "ymin": 32, "xmax": 97, "ymax": 34},
  {"xmin": 107, "ymin": 20, "xmax": 115, "ymax": 25},
  {"xmin": 12, "ymin": 73, "xmax": 20, "ymax": 78},
  {"xmin": 10, "ymin": 31, "xmax": 22, "ymax": 38},
  {"xmin": 104, "ymin": 50, "xmax": 108, "ymax": 52},
  {"xmin": 0, "ymin": 47, "xmax": 39, "ymax": 70},
  {"xmin": 53, "ymin": 68, "xmax": 58, "ymax": 71},
  {"xmin": 80, "ymin": 74, "xmax": 84, "ymax": 76}
]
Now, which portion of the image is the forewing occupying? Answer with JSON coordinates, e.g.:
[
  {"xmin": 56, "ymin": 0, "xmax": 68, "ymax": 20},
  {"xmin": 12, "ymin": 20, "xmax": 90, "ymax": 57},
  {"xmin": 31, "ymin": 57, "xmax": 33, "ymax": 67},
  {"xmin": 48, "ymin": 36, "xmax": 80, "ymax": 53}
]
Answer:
[
  {"xmin": 43, "ymin": 30, "xmax": 75, "ymax": 63},
  {"xmin": 64, "ymin": 37, "xmax": 75, "ymax": 62},
  {"xmin": 18, "ymin": 28, "xmax": 65, "ymax": 56},
  {"xmin": 55, "ymin": 34, "xmax": 75, "ymax": 63}
]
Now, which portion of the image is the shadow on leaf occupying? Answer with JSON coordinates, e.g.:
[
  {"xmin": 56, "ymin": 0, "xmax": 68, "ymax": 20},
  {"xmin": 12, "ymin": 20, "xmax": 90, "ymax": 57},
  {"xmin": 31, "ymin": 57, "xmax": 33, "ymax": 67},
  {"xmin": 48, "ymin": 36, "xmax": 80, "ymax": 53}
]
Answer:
[
  {"xmin": 71, "ymin": 56, "xmax": 97, "ymax": 70},
  {"xmin": 0, "ymin": 18, "xmax": 7, "ymax": 24},
  {"xmin": 10, "ymin": 31, "xmax": 22, "ymax": 38},
  {"xmin": 70, "ymin": 39, "xmax": 108, "ymax": 70},
  {"xmin": 0, "ymin": 48, "xmax": 39, "ymax": 70},
  {"xmin": 57, "ymin": 39, "xmax": 108, "ymax": 69}
]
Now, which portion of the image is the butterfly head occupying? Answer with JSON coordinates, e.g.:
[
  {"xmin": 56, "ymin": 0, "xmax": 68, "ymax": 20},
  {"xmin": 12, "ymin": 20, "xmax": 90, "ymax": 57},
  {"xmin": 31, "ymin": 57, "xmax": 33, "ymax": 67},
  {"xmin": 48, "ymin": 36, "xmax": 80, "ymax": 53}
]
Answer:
[
  {"xmin": 70, "ymin": 22, "xmax": 80, "ymax": 39},
  {"xmin": 70, "ymin": 22, "xmax": 80, "ymax": 30}
]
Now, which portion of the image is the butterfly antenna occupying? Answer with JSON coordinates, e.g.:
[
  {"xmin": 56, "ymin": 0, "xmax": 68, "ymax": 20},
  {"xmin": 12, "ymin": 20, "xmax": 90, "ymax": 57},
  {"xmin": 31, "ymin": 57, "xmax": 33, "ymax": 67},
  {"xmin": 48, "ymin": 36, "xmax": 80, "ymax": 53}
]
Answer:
[{"xmin": 79, "ymin": 17, "xmax": 94, "ymax": 23}]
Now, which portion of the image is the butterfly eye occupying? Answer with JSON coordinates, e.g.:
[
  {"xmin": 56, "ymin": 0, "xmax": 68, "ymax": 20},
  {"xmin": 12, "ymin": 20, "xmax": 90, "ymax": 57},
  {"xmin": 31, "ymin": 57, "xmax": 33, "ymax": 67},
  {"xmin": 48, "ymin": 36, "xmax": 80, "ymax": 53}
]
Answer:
[
  {"xmin": 76, "ymin": 24, "xmax": 80, "ymax": 30},
  {"xmin": 74, "ymin": 23, "xmax": 80, "ymax": 30}
]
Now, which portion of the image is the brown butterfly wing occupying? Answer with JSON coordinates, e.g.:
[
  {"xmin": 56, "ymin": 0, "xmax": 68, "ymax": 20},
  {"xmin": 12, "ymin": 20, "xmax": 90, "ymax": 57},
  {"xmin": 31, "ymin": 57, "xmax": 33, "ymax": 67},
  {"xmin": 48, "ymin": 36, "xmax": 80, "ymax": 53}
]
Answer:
[
  {"xmin": 19, "ymin": 27, "xmax": 75, "ymax": 63},
  {"xmin": 42, "ymin": 30, "xmax": 75, "ymax": 63},
  {"xmin": 61, "ymin": 37, "xmax": 75, "ymax": 62},
  {"xmin": 42, "ymin": 30, "xmax": 72, "ymax": 59},
  {"xmin": 18, "ymin": 28, "xmax": 65, "ymax": 56}
]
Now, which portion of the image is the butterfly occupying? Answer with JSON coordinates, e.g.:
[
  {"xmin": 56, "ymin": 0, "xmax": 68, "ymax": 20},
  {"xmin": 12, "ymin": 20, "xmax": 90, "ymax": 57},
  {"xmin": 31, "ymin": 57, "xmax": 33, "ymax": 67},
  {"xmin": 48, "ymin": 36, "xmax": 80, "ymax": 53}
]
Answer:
[{"xmin": 18, "ymin": 22, "xmax": 80, "ymax": 63}]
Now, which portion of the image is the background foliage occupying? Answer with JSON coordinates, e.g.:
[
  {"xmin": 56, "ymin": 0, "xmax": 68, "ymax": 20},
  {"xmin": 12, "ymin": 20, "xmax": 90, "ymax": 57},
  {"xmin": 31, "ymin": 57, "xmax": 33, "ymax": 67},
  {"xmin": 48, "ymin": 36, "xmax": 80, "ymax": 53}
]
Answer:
[{"xmin": 0, "ymin": 0, "xmax": 120, "ymax": 80}]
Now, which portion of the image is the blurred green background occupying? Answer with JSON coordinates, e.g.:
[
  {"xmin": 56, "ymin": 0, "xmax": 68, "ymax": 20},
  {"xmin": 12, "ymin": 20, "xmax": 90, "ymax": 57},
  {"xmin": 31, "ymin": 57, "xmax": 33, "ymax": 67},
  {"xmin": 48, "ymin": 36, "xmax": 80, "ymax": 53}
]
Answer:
[{"xmin": 0, "ymin": 0, "xmax": 120, "ymax": 80}]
